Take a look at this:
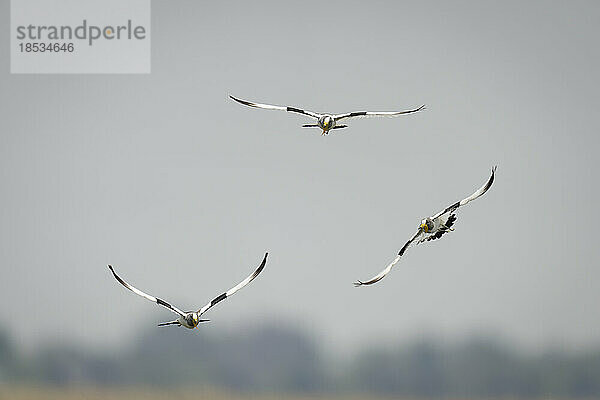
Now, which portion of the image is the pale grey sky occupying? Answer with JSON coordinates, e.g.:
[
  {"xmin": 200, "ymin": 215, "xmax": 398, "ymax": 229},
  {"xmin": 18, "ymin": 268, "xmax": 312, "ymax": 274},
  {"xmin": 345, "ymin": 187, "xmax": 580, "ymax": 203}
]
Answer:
[{"xmin": 0, "ymin": 0, "xmax": 599, "ymax": 352}]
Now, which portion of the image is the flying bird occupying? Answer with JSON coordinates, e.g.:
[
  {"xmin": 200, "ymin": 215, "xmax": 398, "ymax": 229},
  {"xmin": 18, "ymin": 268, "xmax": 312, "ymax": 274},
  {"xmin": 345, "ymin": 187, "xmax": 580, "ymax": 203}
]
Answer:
[
  {"xmin": 229, "ymin": 95, "xmax": 426, "ymax": 135},
  {"xmin": 107, "ymin": 252, "xmax": 268, "ymax": 328},
  {"xmin": 354, "ymin": 167, "xmax": 497, "ymax": 287}
]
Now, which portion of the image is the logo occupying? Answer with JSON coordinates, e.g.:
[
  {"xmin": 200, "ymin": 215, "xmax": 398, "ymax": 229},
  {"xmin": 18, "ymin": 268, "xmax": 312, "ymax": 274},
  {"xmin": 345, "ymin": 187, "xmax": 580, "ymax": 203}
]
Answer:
[
  {"xmin": 11, "ymin": 0, "xmax": 151, "ymax": 74},
  {"xmin": 15, "ymin": 20, "xmax": 147, "ymax": 46}
]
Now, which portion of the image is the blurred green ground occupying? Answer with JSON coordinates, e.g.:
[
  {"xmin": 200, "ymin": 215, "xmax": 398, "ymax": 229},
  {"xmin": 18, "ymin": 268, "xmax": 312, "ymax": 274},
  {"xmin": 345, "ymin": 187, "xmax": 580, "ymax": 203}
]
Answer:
[
  {"xmin": 0, "ymin": 385, "xmax": 591, "ymax": 400},
  {"xmin": 0, "ymin": 386, "xmax": 391, "ymax": 400},
  {"xmin": 2, "ymin": 325, "xmax": 600, "ymax": 398}
]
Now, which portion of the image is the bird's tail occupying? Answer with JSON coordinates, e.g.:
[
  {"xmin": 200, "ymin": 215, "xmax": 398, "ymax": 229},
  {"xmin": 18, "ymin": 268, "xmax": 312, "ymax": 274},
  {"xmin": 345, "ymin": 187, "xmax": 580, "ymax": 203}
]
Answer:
[{"xmin": 157, "ymin": 320, "xmax": 180, "ymax": 327}]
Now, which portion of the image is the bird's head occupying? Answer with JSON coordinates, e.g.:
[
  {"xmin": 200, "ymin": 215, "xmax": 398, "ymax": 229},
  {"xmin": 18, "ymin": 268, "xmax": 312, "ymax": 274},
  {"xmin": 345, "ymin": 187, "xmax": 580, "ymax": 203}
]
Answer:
[
  {"xmin": 420, "ymin": 218, "xmax": 433, "ymax": 233},
  {"xmin": 183, "ymin": 313, "xmax": 200, "ymax": 328},
  {"xmin": 319, "ymin": 116, "xmax": 333, "ymax": 134},
  {"xmin": 189, "ymin": 312, "xmax": 210, "ymax": 329}
]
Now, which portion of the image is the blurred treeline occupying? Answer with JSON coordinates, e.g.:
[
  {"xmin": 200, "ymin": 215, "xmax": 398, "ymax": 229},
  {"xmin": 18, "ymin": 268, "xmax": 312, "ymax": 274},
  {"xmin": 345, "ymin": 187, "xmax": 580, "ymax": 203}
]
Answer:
[{"xmin": 1, "ymin": 323, "xmax": 599, "ymax": 397}]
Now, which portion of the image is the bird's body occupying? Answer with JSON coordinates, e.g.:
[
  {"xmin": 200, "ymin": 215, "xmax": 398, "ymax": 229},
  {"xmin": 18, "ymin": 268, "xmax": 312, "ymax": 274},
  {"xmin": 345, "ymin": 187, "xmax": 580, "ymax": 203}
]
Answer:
[
  {"xmin": 161, "ymin": 312, "xmax": 205, "ymax": 329},
  {"xmin": 417, "ymin": 213, "xmax": 457, "ymax": 244},
  {"xmin": 229, "ymin": 95, "xmax": 425, "ymax": 135},
  {"xmin": 108, "ymin": 252, "xmax": 268, "ymax": 328},
  {"xmin": 354, "ymin": 167, "xmax": 497, "ymax": 286}
]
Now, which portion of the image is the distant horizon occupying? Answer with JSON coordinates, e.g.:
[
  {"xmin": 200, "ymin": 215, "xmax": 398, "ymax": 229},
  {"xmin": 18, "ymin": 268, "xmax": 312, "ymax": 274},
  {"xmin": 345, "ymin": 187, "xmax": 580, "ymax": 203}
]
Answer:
[
  {"xmin": 2, "ymin": 319, "xmax": 599, "ymax": 397},
  {"xmin": 4, "ymin": 316, "xmax": 597, "ymax": 356}
]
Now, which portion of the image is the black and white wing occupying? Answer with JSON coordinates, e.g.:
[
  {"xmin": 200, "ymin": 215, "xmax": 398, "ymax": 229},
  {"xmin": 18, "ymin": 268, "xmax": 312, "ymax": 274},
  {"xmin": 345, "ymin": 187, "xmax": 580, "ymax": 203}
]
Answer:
[
  {"xmin": 107, "ymin": 265, "xmax": 186, "ymax": 317},
  {"xmin": 229, "ymin": 96, "xmax": 321, "ymax": 119},
  {"xmin": 431, "ymin": 166, "xmax": 497, "ymax": 220},
  {"xmin": 354, "ymin": 230, "xmax": 423, "ymax": 287},
  {"xmin": 197, "ymin": 252, "xmax": 268, "ymax": 316},
  {"xmin": 333, "ymin": 105, "xmax": 426, "ymax": 121}
]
